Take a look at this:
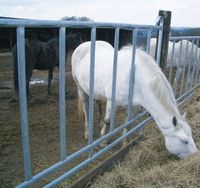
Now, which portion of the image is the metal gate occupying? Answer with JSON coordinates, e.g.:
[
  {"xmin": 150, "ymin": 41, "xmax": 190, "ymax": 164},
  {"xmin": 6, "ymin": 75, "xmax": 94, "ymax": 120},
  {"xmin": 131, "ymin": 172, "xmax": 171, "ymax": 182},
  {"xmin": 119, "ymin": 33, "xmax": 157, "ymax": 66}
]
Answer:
[
  {"xmin": 167, "ymin": 36, "xmax": 200, "ymax": 104},
  {"xmin": 0, "ymin": 15, "xmax": 199, "ymax": 187}
]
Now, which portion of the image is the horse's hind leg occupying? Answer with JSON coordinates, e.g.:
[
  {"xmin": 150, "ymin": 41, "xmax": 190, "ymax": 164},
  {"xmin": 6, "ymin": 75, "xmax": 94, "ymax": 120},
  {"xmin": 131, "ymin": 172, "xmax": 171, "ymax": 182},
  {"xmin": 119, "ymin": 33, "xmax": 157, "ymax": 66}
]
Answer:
[
  {"xmin": 100, "ymin": 100, "xmax": 111, "ymax": 137},
  {"xmin": 77, "ymin": 86, "xmax": 89, "ymax": 139},
  {"xmin": 97, "ymin": 100, "xmax": 111, "ymax": 147},
  {"xmin": 123, "ymin": 107, "xmax": 134, "ymax": 146},
  {"xmin": 96, "ymin": 100, "xmax": 103, "ymax": 123}
]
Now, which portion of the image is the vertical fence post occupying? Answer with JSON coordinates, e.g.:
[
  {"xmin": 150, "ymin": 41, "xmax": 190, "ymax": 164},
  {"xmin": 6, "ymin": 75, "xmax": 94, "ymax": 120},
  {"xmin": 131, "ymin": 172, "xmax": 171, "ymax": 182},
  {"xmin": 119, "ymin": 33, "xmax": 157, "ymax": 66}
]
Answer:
[
  {"xmin": 155, "ymin": 16, "xmax": 163, "ymax": 66},
  {"xmin": 156, "ymin": 10, "xmax": 171, "ymax": 70},
  {"xmin": 127, "ymin": 29, "xmax": 137, "ymax": 121},
  {"xmin": 179, "ymin": 40, "xmax": 189, "ymax": 96},
  {"xmin": 185, "ymin": 39, "xmax": 195, "ymax": 94},
  {"xmin": 146, "ymin": 29, "xmax": 152, "ymax": 54},
  {"xmin": 88, "ymin": 27, "xmax": 96, "ymax": 155},
  {"xmin": 174, "ymin": 40, "xmax": 183, "ymax": 97},
  {"xmin": 168, "ymin": 40, "xmax": 176, "ymax": 84},
  {"xmin": 110, "ymin": 27, "xmax": 120, "ymax": 132},
  {"xmin": 59, "ymin": 27, "xmax": 67, "ymax": 160},
  {"xmin": 189, "ymin": 39, "xmax": 199, "ymax": 90},
  {"xmin": 194, "ymin": 41, "xmax": 200, "ymax": 85},
  {"xmin": 17, "ymin": 27, "xmax": 32, "ymax": 180}
]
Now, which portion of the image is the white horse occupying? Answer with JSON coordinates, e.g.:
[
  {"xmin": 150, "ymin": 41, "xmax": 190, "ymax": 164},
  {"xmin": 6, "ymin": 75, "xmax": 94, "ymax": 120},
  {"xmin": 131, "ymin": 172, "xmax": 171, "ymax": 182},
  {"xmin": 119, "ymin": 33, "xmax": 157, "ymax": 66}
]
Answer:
[
  {"xmin": 150, "ymin": 38, "xmax": 200, "ymax": 79},
  {"xmin": 72, "ymin": 40, "xmax": 198, "ymax": 158},
  {"xmin": 150, "ymin": 38, "xmax": 200, "ymax": 90}
]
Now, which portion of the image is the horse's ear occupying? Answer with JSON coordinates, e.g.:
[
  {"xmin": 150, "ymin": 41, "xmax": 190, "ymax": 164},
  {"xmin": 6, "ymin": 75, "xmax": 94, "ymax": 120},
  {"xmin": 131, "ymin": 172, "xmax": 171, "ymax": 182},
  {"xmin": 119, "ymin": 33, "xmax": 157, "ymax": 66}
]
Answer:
[
  {"xmin": 172, "ymin": 116, "xmax": 177, "ymax": 127},
  {"xmin": 182, "ymin": 112, "xmax": 187, "ymax": 120}
]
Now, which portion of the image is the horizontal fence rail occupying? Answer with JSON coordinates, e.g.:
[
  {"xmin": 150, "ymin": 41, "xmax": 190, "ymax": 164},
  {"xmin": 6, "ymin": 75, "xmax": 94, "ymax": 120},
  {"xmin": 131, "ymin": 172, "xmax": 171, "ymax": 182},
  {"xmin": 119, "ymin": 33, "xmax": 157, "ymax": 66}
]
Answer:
[
  {"xmin": 0, "ymin": 18, "xmax": 162, "ymax": 30},
  {"xmin": 0, "ymin": 16, "xmax": 200, "ymax": 188}
]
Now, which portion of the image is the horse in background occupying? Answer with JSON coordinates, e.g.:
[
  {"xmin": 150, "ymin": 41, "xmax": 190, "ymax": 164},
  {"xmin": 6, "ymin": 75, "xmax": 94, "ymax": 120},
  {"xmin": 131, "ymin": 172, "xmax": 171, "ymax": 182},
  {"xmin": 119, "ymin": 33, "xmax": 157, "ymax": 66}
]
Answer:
[
  {"xmin": 72, "ymin": 40, "xmax": 198, "ymax": 158},
  {"xmin": 12, "ymin": 33, "xmax": 83, "ymax": 99},
  {"xmin": 149, "ymin": 38, "xmax": 200, "ymax": 84}
]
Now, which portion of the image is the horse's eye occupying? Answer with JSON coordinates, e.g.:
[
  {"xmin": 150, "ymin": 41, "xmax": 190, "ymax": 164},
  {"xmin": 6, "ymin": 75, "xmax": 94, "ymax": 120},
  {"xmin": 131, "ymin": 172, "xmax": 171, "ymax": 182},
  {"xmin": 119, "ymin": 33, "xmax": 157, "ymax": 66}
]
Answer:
[
  {"xmin": 172, "ymin": 116, "xmax": 177, "ymax": 126},
  {"xmin": 182, "ymin": 140, "xmax": 188, "ymax": 145}
]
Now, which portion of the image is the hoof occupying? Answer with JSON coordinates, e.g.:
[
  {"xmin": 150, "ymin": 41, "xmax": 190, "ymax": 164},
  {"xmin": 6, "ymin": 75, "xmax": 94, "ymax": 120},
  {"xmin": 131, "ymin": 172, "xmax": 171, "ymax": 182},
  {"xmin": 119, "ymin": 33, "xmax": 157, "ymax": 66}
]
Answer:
[
  {"xmin": 84, "ymin": 132, "xmax": 88, "ymax": 140},
  {"xmin": 122, "ymin": 139, "xmax": 128, "ymax": 147},
  {"xmin": 99, "ymin": 141, "xmax": 108, "ymax": 147},
  {"xmin": 100, "ymin": 124, "xmax": 107, "ymax": 137}
]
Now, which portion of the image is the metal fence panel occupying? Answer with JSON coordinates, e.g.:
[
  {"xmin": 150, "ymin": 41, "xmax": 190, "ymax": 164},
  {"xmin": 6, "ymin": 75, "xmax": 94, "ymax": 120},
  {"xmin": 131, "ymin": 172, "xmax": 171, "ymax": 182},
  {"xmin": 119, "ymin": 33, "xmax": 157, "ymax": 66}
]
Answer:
[{"xmin": 0, "ymin": 17, "xmax": 199, "ymax": 187}]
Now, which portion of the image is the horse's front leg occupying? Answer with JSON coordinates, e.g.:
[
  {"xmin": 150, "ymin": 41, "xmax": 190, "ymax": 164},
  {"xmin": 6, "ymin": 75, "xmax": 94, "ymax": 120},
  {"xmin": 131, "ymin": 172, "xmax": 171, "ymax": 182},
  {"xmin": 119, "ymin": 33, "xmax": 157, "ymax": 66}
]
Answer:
[
  {"xmin": 48, "ymin": 68, "xmax": 53, "ymax": 95},
  {"xmin": 96, "ymin": 100, "xmax": 103, "ymax": 123},
  {"xmin": 100, "ymin": 100, "xmax": 111, "ymax": 137},
  {"xmin": 123, "ymin": 105, "xmax": 143, "ymax": 146},
  {"xmin": 98, "ymin": 100, "xmax": 111, "ymax": 147}
]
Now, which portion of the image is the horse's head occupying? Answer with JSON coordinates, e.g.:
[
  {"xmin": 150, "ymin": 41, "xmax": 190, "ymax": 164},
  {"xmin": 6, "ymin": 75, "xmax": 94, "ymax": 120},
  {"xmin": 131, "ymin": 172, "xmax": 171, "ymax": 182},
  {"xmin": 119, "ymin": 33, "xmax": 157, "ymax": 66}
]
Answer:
[{"xmin": 163, "ymin": 112, "xmax": 198, "ymax": 158}]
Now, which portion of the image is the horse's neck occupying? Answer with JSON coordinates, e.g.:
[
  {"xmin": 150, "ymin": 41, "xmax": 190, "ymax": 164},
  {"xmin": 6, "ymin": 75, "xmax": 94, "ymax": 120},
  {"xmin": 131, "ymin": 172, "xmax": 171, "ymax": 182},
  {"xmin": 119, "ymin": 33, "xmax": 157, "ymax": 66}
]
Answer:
[
  {"xmin": 139, "ymin": 87, "xmax": 179, "ymax": 131},
  {"xmin": 142, "ymin": 101, "xmax": 175, "ymax": 133}
]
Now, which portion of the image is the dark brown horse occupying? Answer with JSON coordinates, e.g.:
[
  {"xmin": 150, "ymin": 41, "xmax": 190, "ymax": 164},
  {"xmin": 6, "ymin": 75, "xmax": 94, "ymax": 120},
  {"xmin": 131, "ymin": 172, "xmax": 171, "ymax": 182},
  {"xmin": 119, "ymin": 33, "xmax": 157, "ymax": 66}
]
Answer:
[{"xmin": 12, "ymin": 34, "xmax": 83, "ymax": 99}]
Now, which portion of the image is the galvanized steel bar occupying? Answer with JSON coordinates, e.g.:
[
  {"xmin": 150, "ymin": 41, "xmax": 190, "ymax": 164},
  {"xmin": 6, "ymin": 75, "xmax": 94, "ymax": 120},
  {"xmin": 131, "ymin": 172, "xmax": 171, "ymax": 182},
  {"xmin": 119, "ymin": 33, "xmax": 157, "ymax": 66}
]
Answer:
[
  {"xmin": 194, "ymin": 46, "xmax": 200, "ymax": 83},
  {"xmin": 146, "ymin": 29, "xmax": 151, "ymax": 53},
  {"xmin": 127, "ymin": 29, "xmax": 137, "ymax": 121},
  {"xmin": 0, "ymin": 18, "xmax": 162, "ymax": 30},
  {"xmin": 178, "ymin": 91, "xmax": 194, "ymax": 107},
  {"xmin": 5, "ymin": 17, "xmax": 200, "ymax": 188},
  {"xmin": 88, "ymin": 27, "xmax": 96, "ymax": 153},
  {"xmin": 110, "ymin": 27, "xmax": 120, "ymax": 131},
  {"xmin": 187, "ymin": 39, "xmax": 195, "ymax": 89},
  {"xmin": 59, "ymin": 27, "xmax": 67, "ymax": 160},
  {"xmin": 177, "ymin": 84, "xmax": 200, "ymax": 103},
  {"xmin": 179, "ymin": 40, "xmax": 189, "ymax": 96},
  {"xmin": 170, "ymin": 36, "xmax": 200, "ymax": 40},
  {"xmin": 194, "ymin": 47, "xmax": 200, "ymax": 85},
  {"xmin": 174, "ymin": 40, "xmax": 183, "ymax": 97},
  {"xmin": 190, "ymin": 39, "xmax": 199, "ymax": 90},
  {"xmin": 16, "ymin": 27, "xmax": 32, "ymax": 180},
  {"xmin": 168, "ymin": 40, "xmax": 176, "ymax": 84},
  {"xmin": 185, "ymin": 39, "xmax": 195, "ymax": 94},
  {"xmin": 155, "ymin": 17, "xmax": 164, "ymax": 66}
]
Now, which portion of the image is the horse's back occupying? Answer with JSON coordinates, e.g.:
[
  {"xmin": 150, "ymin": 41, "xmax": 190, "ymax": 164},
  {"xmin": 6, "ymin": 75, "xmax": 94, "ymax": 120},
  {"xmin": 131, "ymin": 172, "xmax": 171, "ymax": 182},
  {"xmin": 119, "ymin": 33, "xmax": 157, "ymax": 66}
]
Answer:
[
  {"xmin": 72, "ymin": 40, "xmax": 174, "ymax": 106},
  {"xmin": 72, "ymin": 41, "xmax": 113, "ymax": 63},
  {"xmin": 72, "ymin": 41, "xmax": 114, "ymax": 100},
  {"xmin": 72, "ymin": 41, "xmax": 113, "ymax": 75}
]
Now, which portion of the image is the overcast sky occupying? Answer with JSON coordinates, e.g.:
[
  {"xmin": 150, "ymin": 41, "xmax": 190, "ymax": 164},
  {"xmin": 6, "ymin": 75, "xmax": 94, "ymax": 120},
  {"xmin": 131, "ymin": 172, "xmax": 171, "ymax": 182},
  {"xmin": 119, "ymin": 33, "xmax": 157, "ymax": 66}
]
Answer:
[{"xmin": 0, "ymin": 0, "xmax": 199, "ymax": 27}]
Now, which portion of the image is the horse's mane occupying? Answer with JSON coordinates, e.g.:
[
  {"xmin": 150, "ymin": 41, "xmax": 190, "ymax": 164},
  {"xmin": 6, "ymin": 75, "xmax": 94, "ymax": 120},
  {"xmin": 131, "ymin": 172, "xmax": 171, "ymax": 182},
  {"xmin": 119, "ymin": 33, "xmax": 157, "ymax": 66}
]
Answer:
[
  {"xmin": 150, "ymin": 71, "xmax": 179, "ymax": 116},
  {"xmin": 120, "ymin": 45, "xmax": 179, "ymax": 116},
  {"xmin": 134, "ymin": 49, "xmax": 179, "ymax": 116}
]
